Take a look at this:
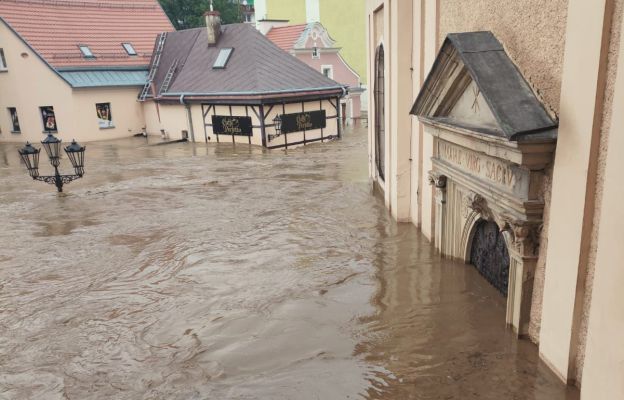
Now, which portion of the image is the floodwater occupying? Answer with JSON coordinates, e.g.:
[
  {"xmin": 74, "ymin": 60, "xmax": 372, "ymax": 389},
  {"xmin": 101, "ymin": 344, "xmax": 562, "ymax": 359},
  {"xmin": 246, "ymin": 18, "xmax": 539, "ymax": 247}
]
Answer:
[{"xmin": 0, "ymin": 126, "xmax": 578, "ymax": 400}]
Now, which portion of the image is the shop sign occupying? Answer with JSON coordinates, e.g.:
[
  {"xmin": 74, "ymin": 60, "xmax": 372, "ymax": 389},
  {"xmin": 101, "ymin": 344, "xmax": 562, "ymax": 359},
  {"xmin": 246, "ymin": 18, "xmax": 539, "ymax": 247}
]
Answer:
[
  {"xmin": 212, "ymin": 115, "xmax": 253, "ymax": 136},
  {"xmin": 280, "ymin": 110, "xmax": 326, "ymax": 134}
]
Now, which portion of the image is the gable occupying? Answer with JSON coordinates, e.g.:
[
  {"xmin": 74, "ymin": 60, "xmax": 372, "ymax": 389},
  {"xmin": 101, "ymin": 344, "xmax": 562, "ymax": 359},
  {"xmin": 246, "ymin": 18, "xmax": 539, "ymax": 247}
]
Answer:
[
  {"xmin": 411, "ymin": 31, "xmax": 557, "ymax": 141},
  {"xmin": 295, "ymin": 22, "xmax": 337, "ymax": 49},
  {"xmin": 446, "ymin": 80, "xmax": 500, "ymax": 134}
]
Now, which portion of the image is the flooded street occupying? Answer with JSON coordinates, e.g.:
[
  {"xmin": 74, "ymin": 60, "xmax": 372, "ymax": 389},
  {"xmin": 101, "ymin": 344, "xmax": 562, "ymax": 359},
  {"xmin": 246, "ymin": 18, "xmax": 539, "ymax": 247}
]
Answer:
[{"xmin": 0, "ymin": 126, "xmax": 578, "ymax": 400}]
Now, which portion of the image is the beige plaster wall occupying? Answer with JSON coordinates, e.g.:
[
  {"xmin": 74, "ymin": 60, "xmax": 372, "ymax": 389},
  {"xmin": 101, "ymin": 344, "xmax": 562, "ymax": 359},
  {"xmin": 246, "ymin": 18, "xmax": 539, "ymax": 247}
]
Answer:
[
  {"xmin": 0, "ymin": 21, "xmax": 73, "ymax": 143},
  {"xmin": 579, "ymin": 13, "xmax": 624, "ymax": 395},
  {"xmin": 70, "ymin": 88, "xmax": 145, "ymax": 141},
  {"xmin": 439, "ymin": 0, "xmax": 569, "ymax": 117},
  {"xmin": 389, "ymin": 0, "xmax": 414, "ymax": 222},
  {"xmin": 540, "ymin": 0, "xmax": 612, "ymax": 381},
  {"xmin": 575, "ymin": 0, "xmax": 623, "ymax": 386},
  {"xmin": 419, "ymin": 0, "xmax": 439, "ymax": 240},
  {"xmin": 0, "ymin": 21, "xmax": 146, "ymax": 144}
]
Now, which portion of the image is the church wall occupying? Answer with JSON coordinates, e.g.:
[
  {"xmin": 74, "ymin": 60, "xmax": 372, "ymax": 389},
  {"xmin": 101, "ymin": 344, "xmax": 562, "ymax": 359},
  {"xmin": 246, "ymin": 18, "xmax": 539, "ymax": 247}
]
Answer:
[
  {"xmin": 367, "ymin": 0, "xmax": 624, "ymax": 394},
  {"xmin": 539, "ymin": 0, "xmax": 616, "ymax": 383},
  {"xmin": 580, "ymin": 11, "xmax": 624, "ymax": 397},
  {"xmin": 575, "ymin": 0, "xmax": 623, "ymax": 386}
]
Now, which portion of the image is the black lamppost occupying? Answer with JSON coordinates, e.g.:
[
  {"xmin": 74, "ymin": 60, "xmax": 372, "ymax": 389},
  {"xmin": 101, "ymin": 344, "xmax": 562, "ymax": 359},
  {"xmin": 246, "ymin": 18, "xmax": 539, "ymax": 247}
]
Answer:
[
  {"xmin": 268, "ymin": 114, "xmax": 282, "ymax": 142},
  {"xmin": 18, "ymin": 134, "xmax": 86, "ymax": 193}
]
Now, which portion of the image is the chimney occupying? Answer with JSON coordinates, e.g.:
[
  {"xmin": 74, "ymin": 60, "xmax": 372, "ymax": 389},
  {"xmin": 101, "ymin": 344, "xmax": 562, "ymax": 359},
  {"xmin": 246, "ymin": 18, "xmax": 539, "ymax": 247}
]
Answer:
[{"xmin": 204, "ymin": 10, "xmax": 221, "ymax": 46}]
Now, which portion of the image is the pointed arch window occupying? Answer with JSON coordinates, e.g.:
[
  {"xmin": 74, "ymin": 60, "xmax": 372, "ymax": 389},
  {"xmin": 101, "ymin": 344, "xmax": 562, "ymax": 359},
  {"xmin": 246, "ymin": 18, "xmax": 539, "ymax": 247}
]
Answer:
[{"xmin": 374, "ymin": 44, "xmax": 385, "ymax": 181}]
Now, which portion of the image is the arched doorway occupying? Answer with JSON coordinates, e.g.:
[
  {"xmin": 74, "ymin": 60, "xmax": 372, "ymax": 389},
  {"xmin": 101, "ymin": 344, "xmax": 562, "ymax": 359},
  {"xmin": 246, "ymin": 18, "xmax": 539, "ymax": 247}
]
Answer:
[
  {"xmin": 470, "ymin": 220, "xmax": 510, "ymax": 295},
  {"xmin": 374, "ymin": 45, "xmax": 385, "ymax": 181}
]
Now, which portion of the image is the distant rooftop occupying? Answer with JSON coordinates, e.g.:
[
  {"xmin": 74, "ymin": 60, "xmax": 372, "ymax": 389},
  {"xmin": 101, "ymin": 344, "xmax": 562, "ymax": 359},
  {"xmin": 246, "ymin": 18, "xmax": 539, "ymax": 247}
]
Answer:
[
  {"xmin": 149, "ymin": 24, "xmax": 344, "ymax": 102},
  {"xmin": 0, "ymin": 0, "xmax": 174, "ymax": 68},
  {"xmin": 266, "ymin": 24, "xmax": 307, "ymax": 51}
]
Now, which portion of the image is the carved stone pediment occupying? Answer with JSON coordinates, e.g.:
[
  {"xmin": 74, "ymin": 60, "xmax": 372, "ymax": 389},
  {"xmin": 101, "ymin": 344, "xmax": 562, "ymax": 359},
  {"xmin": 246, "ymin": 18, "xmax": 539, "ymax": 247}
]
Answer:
[{"xmin": 410, "ymin": 31, "xmax": 557, "ymax": 142}]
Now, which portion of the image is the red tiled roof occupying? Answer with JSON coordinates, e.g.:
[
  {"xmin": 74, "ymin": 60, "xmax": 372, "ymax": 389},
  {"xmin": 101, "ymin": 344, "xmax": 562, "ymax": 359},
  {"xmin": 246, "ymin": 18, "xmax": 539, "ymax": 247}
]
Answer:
[
  {"xmin": 0, "ymin": 0, "xmax": 174, "ymax": 68},
  {"xmin": 265, "ymin": 24, "xmax": 306, "ymax": 51}
]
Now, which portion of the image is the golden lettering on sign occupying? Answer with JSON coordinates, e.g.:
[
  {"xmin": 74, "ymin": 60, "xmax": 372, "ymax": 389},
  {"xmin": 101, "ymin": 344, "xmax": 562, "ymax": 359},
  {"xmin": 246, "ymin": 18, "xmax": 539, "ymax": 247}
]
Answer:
[
  {"xmin": 438, "ymin": 141, "xmax": 516, "ymax": 189},
  {"xmin": 296, "ymin": 113, "xmax": 314, "ymax": 130},
  {"xmin": 221, "ymin": 117, "xmax": 242, "ymax": 134}
]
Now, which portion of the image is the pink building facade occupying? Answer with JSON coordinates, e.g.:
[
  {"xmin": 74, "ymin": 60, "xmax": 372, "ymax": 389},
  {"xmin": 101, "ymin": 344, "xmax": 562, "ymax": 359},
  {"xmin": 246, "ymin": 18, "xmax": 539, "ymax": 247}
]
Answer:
[{"xmin": 266, "ymin": 22, "xmax": 363, "ymax": 123}]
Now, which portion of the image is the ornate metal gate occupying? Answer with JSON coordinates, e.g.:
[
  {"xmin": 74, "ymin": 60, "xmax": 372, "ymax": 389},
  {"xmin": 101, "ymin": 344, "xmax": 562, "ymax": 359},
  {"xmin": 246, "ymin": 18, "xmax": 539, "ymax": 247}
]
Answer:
[{"xmin": 470, "ymin": 220, "xmax": 510, "ymax": 296}]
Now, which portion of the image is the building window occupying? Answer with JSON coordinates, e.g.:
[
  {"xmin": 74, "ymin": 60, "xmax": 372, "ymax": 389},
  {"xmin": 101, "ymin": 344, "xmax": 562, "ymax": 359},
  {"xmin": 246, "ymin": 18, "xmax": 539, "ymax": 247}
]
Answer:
[
  {"xmin": 213, "ymin": 48, "xmax": 234, "ymax": 69},
  {"xmin": 321, "ymin": 65, "xmax": 333, "ymax": 79},
  {"xmin": 79, "ymin": 45, "xmax": 95, "ymax": 59},
  {"xmin": 374, "ymin": 45, "xmax": 385, "ymax": 181},
  {"xmin": 96, "ymin": 103, "xmax": 114, "ymax": 128},
  {"xmin": 40, "ymin": 106, "xmax": 58, "ymax": 133},
  {"xmin": 312, "ymin": 47, "xmax": 320, "ymax": 59},
  {"xmin": 8, "ymin": 108, "xmax": 20, "ymax": 133},
  {"xmin": 122, "ymin": 43, "xmax": 137, "ymax": 56},
  {"xmin": 0, "ymin": 49, "xmax": 7, "ymax": 70}
]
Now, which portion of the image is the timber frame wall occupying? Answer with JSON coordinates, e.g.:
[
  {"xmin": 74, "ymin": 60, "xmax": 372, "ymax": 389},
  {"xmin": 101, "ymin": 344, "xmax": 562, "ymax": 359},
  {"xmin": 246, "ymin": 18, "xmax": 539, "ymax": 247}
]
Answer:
[{"xmin": 200, "ymin": 96, "xmax": 342, "ymax": 149}]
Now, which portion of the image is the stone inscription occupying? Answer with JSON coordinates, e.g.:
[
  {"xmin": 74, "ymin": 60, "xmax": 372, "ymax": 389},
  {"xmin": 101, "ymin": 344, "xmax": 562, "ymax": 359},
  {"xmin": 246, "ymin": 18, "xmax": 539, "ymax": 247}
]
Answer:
[{"xmin": 438, "ymin": 141, "xmax": 519, "ymax": 190}]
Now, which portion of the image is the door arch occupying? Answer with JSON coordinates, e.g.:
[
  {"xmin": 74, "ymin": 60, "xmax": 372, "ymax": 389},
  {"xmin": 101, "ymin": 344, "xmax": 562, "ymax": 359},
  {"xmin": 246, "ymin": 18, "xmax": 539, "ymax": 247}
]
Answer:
[
  {"xmin": 469, "ymin": 219, "xmax": 510, "ymax": 295},
  {"xmin": 374, "ymin": 44, "xmax": 385, "ymax": 181}
]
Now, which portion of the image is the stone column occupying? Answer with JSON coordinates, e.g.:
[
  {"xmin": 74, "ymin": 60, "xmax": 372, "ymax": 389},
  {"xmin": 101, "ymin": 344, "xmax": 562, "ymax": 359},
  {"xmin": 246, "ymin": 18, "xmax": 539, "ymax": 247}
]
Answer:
[{"xmin": 503, "ymin": 221, "xmax": 541, "ymax": 337}]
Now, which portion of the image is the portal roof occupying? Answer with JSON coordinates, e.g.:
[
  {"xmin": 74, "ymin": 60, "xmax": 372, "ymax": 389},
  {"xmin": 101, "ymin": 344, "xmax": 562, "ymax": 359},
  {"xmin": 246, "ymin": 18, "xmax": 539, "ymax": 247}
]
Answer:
[{"xmin": 411, "ymin": 31, "xmax": 557, "ymax": 141}]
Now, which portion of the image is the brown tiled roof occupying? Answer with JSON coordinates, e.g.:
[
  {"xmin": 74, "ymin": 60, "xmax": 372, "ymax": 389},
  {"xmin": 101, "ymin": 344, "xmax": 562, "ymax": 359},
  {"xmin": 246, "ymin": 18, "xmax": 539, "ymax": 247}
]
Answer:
[
  {"xmin": 265, "ymin": 24, "xmax": 306, "ymax": 51},
  {"xmin": 151, "ymin": 24, "xmax": 344, "ymax": 101},
  {"xmin": 0, "ymin": 0, "xmax": 174, "ymax": 68}
]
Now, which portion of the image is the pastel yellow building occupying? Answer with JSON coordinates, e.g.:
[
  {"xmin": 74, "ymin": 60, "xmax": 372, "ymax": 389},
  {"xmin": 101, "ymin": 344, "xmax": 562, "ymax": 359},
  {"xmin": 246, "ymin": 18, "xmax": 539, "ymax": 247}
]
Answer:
[{"xmin": 367, "ymin": 0, "xmax": 624, "ymax": 398}]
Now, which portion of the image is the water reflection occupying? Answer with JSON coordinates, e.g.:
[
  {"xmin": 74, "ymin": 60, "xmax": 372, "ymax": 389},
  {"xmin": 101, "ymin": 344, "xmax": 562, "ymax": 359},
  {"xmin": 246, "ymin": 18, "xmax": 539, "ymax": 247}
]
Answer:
[{"xmin": 0, "ymin": 128, "xmax": 577, "ymax": 399}]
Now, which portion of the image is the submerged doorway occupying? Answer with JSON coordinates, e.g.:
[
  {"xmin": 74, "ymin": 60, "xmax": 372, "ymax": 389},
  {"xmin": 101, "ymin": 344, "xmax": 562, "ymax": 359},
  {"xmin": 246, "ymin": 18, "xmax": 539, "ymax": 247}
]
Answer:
[
  {"xmin": 374, "ymin": 44, "xmax": 385, "ymax": 181},
  {"xmin": 470, "ymin": 220, "xmax": 510, "ymax": 296}
]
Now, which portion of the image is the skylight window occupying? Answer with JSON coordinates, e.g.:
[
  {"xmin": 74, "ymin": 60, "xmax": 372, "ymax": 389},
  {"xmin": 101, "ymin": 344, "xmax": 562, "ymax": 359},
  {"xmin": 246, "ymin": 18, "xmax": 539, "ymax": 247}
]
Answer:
[
  {"xmin": 122, "ymin": 43, "xmax": 137, "ymax": 56},
  {"xmin": 79, "ymin": 45, "xmax": 94, "ymax": 58},
  {"xmin": 213, "ymin": 48, "xmax": 233, "ymax": 69}
]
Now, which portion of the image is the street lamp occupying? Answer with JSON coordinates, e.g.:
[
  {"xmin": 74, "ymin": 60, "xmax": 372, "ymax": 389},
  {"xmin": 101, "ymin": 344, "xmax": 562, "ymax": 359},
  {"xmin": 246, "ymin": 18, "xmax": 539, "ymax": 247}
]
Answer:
[
  {"xmin": 18, "ymin": 134, "xmax": 86, "ymax": 193},
  {"xmin": 268, "ymin": 114, "xmax": 282, "ymax": 142}
]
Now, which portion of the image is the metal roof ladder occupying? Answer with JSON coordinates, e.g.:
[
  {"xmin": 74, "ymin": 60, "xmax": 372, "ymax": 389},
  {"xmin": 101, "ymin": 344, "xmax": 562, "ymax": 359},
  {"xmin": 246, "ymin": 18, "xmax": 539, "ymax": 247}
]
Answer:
[
  {"xmin": 158, "ymin": 58, "xmax": 179, "ymax": 96},
  {"xmin": 139, "ymin": 32, "xmax": 168, "ymax": 101}
]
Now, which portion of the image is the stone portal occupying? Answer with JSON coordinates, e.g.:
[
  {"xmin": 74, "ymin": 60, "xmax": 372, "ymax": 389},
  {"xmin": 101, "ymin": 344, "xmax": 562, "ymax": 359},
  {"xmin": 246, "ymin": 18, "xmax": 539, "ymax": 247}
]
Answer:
[{"xmin": 412, "ymin": 32, "xmax": 557, "ymax": 336}]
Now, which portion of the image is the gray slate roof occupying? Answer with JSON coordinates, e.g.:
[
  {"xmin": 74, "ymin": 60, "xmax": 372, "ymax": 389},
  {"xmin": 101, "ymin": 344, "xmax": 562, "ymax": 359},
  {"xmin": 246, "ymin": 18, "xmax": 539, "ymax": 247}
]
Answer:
[
  {"xmin": 151, "ymin": 24, "xmax": 344, "ymax": 98},
  {"xmin": 411, "ymin": 31, "xmax": 557, "ymax": 141}
]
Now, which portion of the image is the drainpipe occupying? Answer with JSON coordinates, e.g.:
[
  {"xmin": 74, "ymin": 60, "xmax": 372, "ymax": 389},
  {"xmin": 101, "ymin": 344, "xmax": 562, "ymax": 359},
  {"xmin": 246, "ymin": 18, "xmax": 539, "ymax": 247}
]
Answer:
[{"xmin": 180, "ymin": 94, "xmax": 195, "ymax": 142}]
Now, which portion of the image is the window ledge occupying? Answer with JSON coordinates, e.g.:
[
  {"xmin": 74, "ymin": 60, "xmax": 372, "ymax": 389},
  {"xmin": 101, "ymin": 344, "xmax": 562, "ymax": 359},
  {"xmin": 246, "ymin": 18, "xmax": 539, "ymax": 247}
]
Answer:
[
  {"xmin": 99, "ymin": 126, "xmax": 116, "ymax": 130},
  {"xmin": 42, "ymin": 131, "xmax": 58, "ymax": 134},
  {"xmin": 11, "ymin": 131, "xmax": 21, "ymax": 134},
  {"xmin": 0, "ymin": 69, "xmax": 8, "ymax": 73}
]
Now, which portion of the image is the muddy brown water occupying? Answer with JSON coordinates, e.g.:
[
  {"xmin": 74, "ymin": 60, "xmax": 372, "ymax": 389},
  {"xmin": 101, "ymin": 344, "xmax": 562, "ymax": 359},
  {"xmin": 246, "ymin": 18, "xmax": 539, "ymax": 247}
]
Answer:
[{"xmin": 0, "ymin": 127, "xmax": 578, "ymax": 399}]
